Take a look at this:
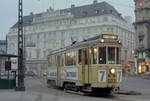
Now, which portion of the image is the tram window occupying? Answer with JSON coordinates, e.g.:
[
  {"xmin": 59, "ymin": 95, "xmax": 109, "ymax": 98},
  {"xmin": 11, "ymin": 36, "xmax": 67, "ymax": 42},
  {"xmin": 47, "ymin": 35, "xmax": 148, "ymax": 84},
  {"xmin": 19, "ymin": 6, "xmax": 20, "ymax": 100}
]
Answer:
[
  {"xmin": 93, "ymin": 48, "xmax": 97, "ymax": 64},
  {"xmin": 49, "ymin": 55, "xmax": 55, "ymax": 66},
  {"xmin": 61, "ymin": 54, "xmax": 64, "ymax": 66},
  {"xmin": 48, "ymin": 57, "xmax": 51, "ymax": 67},
  {"xmin": 83, "ymin": 49, "xmax": 88, "ymax": 65},
  {"xmin": 65, "ymin": 51, "xmax": 76, "ymax": 66},
  {"xmin": 117, "ymin": 48, "xmax": 121, "ymax": 64},
  {"xmin": 108, "ymin": 47, "xmax": 115, "ymax": 64},
  {"xmin": 99, "ymin": 47, "xmax": 106, "ymax": 64},
  {"xmin": 89, "ymin": 49, "xmax": 92, "ymax": 64},
  {"xmin": 78, "ymin": 49, "xmax": 82, "ymax": 65},
  {"xmin": 57, "ymin": 55, "xmax": 61, "ymax": 67}
]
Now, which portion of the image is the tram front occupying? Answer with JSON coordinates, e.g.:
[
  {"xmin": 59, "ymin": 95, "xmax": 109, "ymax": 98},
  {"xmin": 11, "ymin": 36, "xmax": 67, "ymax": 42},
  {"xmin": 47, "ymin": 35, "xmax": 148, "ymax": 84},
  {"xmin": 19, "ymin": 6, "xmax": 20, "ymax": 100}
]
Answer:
[{"xmin": 87, "ymin": 35, "xmax": 122, "ymax": 93}]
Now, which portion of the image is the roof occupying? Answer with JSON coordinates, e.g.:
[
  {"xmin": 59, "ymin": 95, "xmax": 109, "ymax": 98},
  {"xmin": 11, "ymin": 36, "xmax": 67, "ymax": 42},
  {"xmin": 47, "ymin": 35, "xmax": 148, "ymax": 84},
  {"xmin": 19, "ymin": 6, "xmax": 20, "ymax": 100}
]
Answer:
[
  {"xmin": 11, "ymin": 1, "xmax": 125, "ymax": 29},
  {"xmin": 61, "ymin": 1, "xmax": 124, "ymax": 19},
  {"xmin": 11, "ymin": 15, "xmax": 34, "ymax": 28}
]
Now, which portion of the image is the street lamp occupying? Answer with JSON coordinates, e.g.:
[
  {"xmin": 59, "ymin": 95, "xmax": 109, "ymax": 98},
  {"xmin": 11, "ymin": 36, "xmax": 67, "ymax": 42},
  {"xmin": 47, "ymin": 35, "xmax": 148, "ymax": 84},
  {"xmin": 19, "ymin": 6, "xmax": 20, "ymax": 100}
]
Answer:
[{"xmin": 15, "ymin": 0, "xmax": 25, "ymax": 91}]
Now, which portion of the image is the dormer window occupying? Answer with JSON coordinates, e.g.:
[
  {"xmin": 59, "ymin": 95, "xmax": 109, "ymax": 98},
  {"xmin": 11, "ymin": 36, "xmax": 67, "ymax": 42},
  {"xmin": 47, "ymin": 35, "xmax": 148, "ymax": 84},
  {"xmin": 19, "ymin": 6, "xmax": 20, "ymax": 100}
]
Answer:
[
  {"xmin": 96, "ymin": 10, "xmax": 99, "ymax": 14},
  {"xmin": 102, "ymin": 9, "xmax": 105, "ymax": 12},
  {"xmin": 83, "ymin": 11, "xmax": 88, "ymax": 17}
]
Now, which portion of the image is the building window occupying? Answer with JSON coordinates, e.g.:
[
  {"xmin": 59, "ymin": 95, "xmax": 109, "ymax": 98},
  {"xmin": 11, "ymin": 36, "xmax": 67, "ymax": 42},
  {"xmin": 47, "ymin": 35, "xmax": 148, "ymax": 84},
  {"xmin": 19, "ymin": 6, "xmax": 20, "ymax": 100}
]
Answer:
[
  {"xmin": 83, "ymin": 11, "xmax": 88, "ymax": 17},
  {"xmin": 90, "ymin": 18, "xmax": 96, "ymax": 23},
  {"xmin": 80, "ymin": 19, "xmax": 85, "ymax": 24},
  {"xmin": 111, "ymin": 28, "xmax": 114, "ymax": 33},
  {"xmin": 103, "ymin": 17, "xmax": 108, "ymax": 22}
]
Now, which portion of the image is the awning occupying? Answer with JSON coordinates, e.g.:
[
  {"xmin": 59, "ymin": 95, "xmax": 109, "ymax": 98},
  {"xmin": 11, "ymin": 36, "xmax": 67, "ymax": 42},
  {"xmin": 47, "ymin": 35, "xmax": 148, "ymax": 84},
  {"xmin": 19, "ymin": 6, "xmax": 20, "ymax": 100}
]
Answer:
[{"xmin": 0, "ymin": 54, "xmax": 18, "ymax": 57}]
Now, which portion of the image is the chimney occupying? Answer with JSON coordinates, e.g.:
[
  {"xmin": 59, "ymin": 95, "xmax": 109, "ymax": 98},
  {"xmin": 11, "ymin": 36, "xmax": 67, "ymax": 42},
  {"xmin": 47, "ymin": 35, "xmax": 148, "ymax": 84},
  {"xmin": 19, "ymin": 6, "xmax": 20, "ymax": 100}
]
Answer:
[
  {"xmin": 71, "ymin": 4, "xmax": 75, "ymax": 8},
  {"xmin": 30, "ymin": 12, "xmax": 34, "ymax": 15},
  {"xmin": 93, "ymin": 0, "xmax": 98, "ymax": 4}
]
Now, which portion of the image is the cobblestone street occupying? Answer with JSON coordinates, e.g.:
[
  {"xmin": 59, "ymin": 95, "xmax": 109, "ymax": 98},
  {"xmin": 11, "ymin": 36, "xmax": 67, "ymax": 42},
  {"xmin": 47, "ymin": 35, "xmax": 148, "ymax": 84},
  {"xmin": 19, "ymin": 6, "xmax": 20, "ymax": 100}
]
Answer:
[{"xmin": 0, "ymin": 76, "xmax": 150, "ymax": 101}]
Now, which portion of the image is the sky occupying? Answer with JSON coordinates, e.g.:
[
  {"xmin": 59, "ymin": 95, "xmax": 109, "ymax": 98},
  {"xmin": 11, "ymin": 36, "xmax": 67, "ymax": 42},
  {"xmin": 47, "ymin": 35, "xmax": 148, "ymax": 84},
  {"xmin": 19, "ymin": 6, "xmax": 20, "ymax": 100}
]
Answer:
[{"xmin": 0, "ymin": 0, "xmax": 135, "ymax": 40}]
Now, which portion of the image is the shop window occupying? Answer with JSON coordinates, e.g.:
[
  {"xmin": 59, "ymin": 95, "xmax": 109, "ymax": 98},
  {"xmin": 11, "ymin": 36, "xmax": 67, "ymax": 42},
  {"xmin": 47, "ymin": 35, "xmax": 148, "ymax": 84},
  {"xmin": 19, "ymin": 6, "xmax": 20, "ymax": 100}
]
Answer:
[{"xmin": 99, "ymin": 47, "xmax": 106, "ymax": 64}]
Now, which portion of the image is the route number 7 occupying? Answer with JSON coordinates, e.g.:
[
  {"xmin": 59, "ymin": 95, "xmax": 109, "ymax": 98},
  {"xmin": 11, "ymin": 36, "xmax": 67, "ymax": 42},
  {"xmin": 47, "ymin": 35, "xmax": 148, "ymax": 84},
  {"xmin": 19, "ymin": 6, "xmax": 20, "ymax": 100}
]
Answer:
[
  {"xmin": 99, "ymin": 70, "xmax": 106, "ymax": 82},
  {"xmin": 117, "ymin": 71, "xmax": 122, "ymax": 82}
]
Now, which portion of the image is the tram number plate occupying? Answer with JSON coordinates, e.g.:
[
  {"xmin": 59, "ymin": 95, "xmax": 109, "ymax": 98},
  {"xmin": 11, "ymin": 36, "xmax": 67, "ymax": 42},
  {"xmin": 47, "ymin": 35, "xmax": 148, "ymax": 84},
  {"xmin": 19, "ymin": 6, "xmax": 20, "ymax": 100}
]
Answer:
[
  {"xmin": 108, "ymin": 79, "xmax": 116, "ymax": 83},
  {"xmin": 117, "ymin": 70, "xmax": 122, "ymax": 82},
  {"xmin": 98, "ymin": 70, "xmax": 106, "ymax": 82}
]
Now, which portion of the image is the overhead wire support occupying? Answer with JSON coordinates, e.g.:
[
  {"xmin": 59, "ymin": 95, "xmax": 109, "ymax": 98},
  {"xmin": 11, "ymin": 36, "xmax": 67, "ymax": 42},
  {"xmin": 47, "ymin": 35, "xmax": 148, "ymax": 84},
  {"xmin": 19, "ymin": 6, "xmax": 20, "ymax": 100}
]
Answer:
[{"xmin": 15, "ymin": 0, "xmax": 25, "ymax": 91}]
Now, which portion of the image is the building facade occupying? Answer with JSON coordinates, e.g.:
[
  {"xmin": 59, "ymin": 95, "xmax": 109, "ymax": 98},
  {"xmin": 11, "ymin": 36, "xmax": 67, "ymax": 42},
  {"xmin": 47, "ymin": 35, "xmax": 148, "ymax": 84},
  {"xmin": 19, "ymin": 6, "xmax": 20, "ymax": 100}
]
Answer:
[
  {"xmin": 0, "ymin": 40, "xmax": 7, "ymax": 71},
  {"xmin": 7, "ymin": 1, "xmax": 135, "ymax": 75},
  {"xmin": 134, "ymin": 0, "xmax": 150, "ymax": 74}
]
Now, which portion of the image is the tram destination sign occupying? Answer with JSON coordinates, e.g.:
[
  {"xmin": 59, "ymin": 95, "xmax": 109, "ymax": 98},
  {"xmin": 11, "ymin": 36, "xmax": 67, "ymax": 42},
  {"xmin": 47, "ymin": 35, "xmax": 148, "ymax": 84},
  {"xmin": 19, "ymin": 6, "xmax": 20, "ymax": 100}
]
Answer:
[{"xmin": 102, "ymin": 34, "xmax": 118, "ymax": 40}]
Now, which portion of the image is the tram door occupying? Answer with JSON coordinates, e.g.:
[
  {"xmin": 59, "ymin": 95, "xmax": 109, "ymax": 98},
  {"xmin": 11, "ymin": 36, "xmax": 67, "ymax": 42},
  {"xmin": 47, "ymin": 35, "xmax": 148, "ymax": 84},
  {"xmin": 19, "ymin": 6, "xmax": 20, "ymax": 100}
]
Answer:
[
  {"xmin": 82, "ymin": 49, "xmax": 90, "ymax": 84},
  {"xmin": 56, "ymin": 55, "xmax": 61, "ymax": 86}
]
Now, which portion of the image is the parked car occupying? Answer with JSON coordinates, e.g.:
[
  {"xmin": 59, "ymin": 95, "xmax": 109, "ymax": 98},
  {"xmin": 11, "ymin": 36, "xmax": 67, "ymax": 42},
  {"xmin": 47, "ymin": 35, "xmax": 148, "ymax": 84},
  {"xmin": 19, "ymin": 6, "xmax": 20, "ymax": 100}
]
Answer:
[
  {"xmin": 43, "ymin": 72, "xmax": 47, "ymax": 76},
  {"xmin": 26, "ymin": 71, "xmax": 36, "ymax": 77}
]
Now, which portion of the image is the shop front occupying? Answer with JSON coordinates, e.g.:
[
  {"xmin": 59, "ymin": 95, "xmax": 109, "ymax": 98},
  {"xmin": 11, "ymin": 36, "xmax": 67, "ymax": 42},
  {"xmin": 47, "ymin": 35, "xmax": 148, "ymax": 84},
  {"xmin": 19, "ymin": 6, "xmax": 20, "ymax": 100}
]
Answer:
[{"xmin": 137, "ymin": 59, "xmax": 149, "ymax": 74}]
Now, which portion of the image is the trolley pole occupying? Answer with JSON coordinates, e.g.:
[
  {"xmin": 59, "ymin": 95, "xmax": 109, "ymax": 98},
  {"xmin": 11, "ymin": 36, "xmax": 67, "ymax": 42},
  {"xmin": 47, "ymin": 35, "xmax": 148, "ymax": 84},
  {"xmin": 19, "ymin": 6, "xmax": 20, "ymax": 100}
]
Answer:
[{"xmin": 15, "ymin": 0, "xmax": 25, "ymax": 91}]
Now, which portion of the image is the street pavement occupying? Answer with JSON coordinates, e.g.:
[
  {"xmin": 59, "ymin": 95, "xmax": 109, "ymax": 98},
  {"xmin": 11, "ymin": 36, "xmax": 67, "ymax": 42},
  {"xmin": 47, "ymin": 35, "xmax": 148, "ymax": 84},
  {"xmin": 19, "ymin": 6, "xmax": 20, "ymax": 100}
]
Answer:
[
  {"xmin": 0, "ymin": 76, "xmax": 150, "ymax": 101},
  {"xmin": 121, "ymin": 76, "xmax": 150, "ymax": 95}
]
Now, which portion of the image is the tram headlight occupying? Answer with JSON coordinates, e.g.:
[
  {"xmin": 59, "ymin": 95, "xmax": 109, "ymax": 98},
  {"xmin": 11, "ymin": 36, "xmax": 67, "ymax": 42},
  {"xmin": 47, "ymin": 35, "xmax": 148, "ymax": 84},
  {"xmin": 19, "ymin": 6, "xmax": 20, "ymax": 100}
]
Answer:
[
  {"xmin": 110, "ymin": 68, "xmax": 115, "ymax": 74},
  {"xmin": 100, "ymin": 39, "xmax": 104, "ymax": 43}
]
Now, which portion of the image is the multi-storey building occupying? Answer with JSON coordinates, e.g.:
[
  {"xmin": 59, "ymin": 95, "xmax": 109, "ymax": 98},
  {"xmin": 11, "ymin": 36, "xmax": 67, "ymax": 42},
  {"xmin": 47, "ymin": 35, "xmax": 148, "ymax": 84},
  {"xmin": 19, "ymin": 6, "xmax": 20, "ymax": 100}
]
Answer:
[
  {"xmin": 7, "ymin": 1, "xmax": 135, "ymax": 75},
  {"xmin": 134, "ymin": 0, "xmax": 150, "ymax": 74},
  {"xmin": 0, "ymin": 40, "xmax": 7, "ymax": 71}
]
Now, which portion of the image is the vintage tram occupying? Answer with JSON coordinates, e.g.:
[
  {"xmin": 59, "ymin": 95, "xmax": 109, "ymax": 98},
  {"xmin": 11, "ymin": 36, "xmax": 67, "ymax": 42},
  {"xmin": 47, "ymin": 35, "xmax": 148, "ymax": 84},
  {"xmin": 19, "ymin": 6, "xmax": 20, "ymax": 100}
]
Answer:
[{"xmin": 46, "ymin": 34, "xmax": 122, "ymax": 93}]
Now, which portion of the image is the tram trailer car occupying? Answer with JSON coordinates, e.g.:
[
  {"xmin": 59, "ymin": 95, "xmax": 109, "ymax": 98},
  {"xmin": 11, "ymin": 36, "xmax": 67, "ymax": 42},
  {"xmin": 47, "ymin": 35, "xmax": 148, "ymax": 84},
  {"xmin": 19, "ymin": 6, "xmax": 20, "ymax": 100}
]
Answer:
[{"xmin": 46, "ymin": 34, "xmax": 122, "ymax": 93}]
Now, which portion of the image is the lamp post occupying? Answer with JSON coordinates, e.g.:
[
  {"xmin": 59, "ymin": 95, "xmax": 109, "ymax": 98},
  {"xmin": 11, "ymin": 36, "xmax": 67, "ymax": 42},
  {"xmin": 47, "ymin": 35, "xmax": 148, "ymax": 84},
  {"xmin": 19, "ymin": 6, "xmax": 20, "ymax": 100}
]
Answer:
[{"xmin": 15, "ymin": 0, "xmax": 25, "ymax": 91}]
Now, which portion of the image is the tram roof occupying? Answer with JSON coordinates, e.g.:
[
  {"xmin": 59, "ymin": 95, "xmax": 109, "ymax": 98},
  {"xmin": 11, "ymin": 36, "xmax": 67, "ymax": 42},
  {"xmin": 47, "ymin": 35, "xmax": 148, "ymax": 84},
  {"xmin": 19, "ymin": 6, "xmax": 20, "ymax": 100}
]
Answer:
[{"xmin": 48, "ymin": 34, "xmax": 120, "ymax": 56}]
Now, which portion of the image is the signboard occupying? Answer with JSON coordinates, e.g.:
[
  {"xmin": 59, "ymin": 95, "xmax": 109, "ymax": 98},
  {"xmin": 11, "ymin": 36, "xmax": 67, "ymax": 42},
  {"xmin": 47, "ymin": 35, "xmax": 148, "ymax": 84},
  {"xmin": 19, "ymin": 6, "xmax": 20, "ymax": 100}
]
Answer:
[
  {"xmin": 102, "ymin": 34, "xmax": 118, "ymax": 40},
  {"xmin": 11, "ymin": 58, "xmax": 18, "ymax": 70},
  {"xmin": 138, "ymin": 52, "xmax": 146, "ymax": 59},
  {"xmin": 47, "ymin": 69, "xmax": 57, "ymax": 78},
  {"xmin": 61, "ymin": 68, "xmax": 78, "ymax": 80}
]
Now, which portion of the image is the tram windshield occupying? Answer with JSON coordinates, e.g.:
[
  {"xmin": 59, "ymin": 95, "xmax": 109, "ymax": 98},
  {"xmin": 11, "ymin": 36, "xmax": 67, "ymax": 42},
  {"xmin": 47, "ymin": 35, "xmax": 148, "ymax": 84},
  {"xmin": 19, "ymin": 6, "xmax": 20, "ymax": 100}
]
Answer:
[
  {"xmin": 99, "ymin": 47, "xmax": 106, "ymax": 64},
  {"xmin": 108, "ymin": 47, "xmax": 115, "ymax": 64},
  {"xmin": 98, "ymin": 47, "xmax": 120, "ymax": 64}
]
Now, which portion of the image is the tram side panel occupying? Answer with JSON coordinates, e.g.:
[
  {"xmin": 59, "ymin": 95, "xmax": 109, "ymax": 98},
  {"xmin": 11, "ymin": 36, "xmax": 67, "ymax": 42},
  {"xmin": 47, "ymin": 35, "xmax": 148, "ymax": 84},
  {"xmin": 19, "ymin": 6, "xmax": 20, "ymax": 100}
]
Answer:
[{"xmin": 46, "ymin": 59, "xmax": 83, "ymax": 87}]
